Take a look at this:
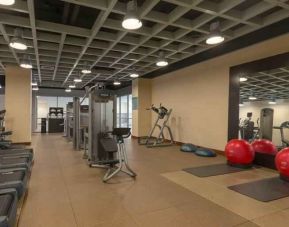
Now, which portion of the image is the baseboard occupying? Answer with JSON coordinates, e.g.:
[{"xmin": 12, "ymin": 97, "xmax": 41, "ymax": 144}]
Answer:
[
  {"xmin": 12, "ymin": 142, "xmax": 31, "ymax": 145},
  {"xmin": 131, "ymin": 136, "xmax": 224, "ymax": 155}
]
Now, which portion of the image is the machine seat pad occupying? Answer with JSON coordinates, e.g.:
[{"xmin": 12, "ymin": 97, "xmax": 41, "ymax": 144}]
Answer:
[
  {"xmin": 0, "ymin": 194, "xmax": 13, "ymax": 215},
  {"xmin": 0, "ymin": 171, "xmax": 25, "ymax": 183},
  {"xmin": 100, "ymin": 138, "xmax": 118, "ymax": 153}
]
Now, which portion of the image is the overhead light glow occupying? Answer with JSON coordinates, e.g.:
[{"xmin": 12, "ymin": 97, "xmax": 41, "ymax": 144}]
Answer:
[
  {"xmin": 31, "ymin": 82, "xmax": 37, "ymax": 86},
  {"xmin": 206, "ymin": 36, "xmax": 224, "ymax": 45},
  {"xmin": 20, "ymin": 55, "xmax": 32, "ymax": 69},
  {"xmin": 156, "ymin": 60, "xmax": 168, "ymax": 67},
  {"xmin": 130, "ymin": 73, "xmax": 139, "ymax": 78},
  {"xmin": 65, "ymin": 88, "xmax": 71, "ymax": 92},
  {"xmin": 122, "ymin": 18, "xmax": 142, "ymax": 30},
  {"xmin": 269, "ymin": 99, "xmax": 276, "ymax": 105},
  {"xmin": 9, "ymin": 28, "xmax": 27, "ymax": 50},
  {"xmin": 69, "ymin": 84, "xmax": 76, "ymax": 88},
  {"xmin": 206, "ymin": 21, "xmax": 225, "ymax": 45},
  {"xmin": 239, "ymin": 103, "xmax": 244, "ymax": 107},
  {"xmin": 81, "ymin": 69, "xmax": 91, "ymax": 74},
  {"xmin": 122, "ymin": 1, "xmax": 142, "ymax": 30},
  {"xmin": 20, "ymin": 63, "xmax": 32, "ymax": 69},
  {"xmin": 74, "ymin": 78, "xmax": 82, "ymax": 83},
  {"xmin": 249, "ymin": 96, "xmax": 257, "ymax": 100},
  {"xmin": 0, "ymin": 0, "xmax": 15, "ymax": 6},
  {"xmin": 81, "ymin": 61, "xmax": 91, "ymax": 74},
  {"xmin": 239, "ymin": 77, "xmax": 247, "ymax": 82},
  {"xmin": 113, "ymin": 80, "xmax": 121, "ymax": 86},
  {"xmin": 156, "ymin": 51, "xmax": 168, "ymax": 67},
  {"xmin": 32, "ymin": 87, "xmax": 39, "ymax": 91}
]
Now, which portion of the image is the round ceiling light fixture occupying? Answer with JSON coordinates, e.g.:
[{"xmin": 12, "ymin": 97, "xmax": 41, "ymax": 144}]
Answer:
[
  {"xmin": 206, "ymin": 21, "xmax": 225, "ymax": 45},
  {"xmin": 81, "ymin": 62, "xmax": 91, "ymax": 74},
  {"xmin": 239, "ymin": 77, "xmax": 247, "ymax": 82},
  {"xmin": 0, "ymin": 0, "xmax": 15, "ymax": 6},
  {"xmin": 113, "ymin": 80, "xmax": 121, "ymax": 86},
  {"xmin": 122, "ymin": 0, "xmax": 142, "ymax": 30},
  {"xmin": 20, "ymin": 55, "xmax": 32, "ymax": 69},
  {"xmin": 156, "ymin": 51, "xmax": 168, "ymax": 67},
  {"xmin": 9, "ymin": 28, "xmax": 27, "ymax": 50},
  {"xmin": 65, "ymin": 88, "xmax": 71, "ymax": 92}
]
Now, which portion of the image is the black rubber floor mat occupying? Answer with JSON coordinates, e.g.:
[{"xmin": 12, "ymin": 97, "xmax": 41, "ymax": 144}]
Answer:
[
  {"xmin": 183, "ymin": 163, "xmax": 251, "ymax": 177},
  {"xmin": 228, "ymin": 177, "xmax": 289, "ymax": 202}
]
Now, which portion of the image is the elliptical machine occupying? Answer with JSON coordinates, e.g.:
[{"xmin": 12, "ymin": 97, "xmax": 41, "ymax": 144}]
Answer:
[{"xmin": 138, "ymin": 104, "xmax": 174, "ymax": 148}]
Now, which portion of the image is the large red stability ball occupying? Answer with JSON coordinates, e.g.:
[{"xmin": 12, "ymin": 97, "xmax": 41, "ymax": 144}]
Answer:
[
  {"xmin": 275, "ymin": 147, "xmax": 289, "ymax": 178},
  {"xmin": 251, "ymin": 139, "xmax": 277, "ymax": 155},
  {"xmin": 225, "ymin": 139, "xmax": 255, "ymax": 165}
]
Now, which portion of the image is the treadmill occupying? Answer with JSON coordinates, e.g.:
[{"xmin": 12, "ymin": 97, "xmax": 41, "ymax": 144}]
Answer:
[
  {"xmin": 0, "ymin": 189, "xmax": 17, "ymax": 227},
  {"xmin": 0, "ymin": 168, "xmax": 28, "ymax": 199},
  {"xmin": 0, "ymin": 156, "xmax": 31, "ymax": 170},
  {"xmin": 0, "ymin": 148, "xmax": 34, "ymax": 161}
]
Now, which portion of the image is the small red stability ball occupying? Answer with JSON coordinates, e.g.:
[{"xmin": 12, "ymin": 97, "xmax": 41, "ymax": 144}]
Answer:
[
  {"xmin": 251, "ymin": 139, "xmax": 277, "ymax": 155},
  {"xmin": 225, "ymin": 139, "xmax": 255, "ymax": 165},
  {"xmin": 275, "ymin": 147, "xmax": 289, "ymax": 177}
]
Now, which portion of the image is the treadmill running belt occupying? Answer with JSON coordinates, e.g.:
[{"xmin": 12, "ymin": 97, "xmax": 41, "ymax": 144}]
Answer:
[
  {"xmin": 0, "ymin": 194, "xmax": 13, "ymax": 215},
  {"xmin": 0, "ymin": 171, "xmax": 24, "ymax": 183},
  {"xmin": 0, "ymin": 157, "xmax": 29, "ymax": 165}
]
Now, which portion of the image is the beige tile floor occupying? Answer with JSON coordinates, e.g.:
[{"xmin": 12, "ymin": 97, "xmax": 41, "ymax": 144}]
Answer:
[{"xmin": 17, "ymin": 134, "xmax": 287, "ymax": 227}]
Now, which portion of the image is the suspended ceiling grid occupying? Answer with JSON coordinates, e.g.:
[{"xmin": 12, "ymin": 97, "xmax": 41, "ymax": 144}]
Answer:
[
  {"xmin": 240, "ymin": 67, "xmax": 289, "ymax": 101},
  {"xmin": 0, "ymin": 0, "xmax": 289, "ymax": 88}
]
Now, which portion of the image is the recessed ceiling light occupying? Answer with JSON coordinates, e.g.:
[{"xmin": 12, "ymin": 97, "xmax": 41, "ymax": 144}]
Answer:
[
  {"xmin": 269, "ymin": 99, "xmax": 276, "ymax": 105},
  {"xmin": 206, "ymin": 21, "xmax": 225, "ymax": 45},
  {"xmin": 9, "ymin": 28, "xmax": 27, "ymax": 50},
  {"xmin": 65, "ymin": 88, "xmax": 71, "ymax": 92},
  {"xmin": 122, "ymin": 1, "xmax": 142, "ymax": 30},
  {"xmin": 130, "ymin": 73, "xmax": 139, "ymax": 78},
  {"xmin": 248, "ymin": 96, "xmax": 257, "ymax": 100},
  {"xmin": 20, "ymin": 55, "xmax": 32, "ymax": 69},
  {"xmin": 74, "ymin": 78, "xmax": 82, "ymax": 83},
  {"xmin": 113, "ymin": 80, "xmax": 121, "ymax": 86},
  {"xmin": 69, "ymin": 84, "xmax": 76, "ymax": 88},
  {"xmin": 32, "ymin": 86, "xmax": 39, "ymax": 91},
  {"xmin": 156, "ymin": 51, "xmax": 168, "ymax": 67},
  {"xmin": 0, "ymin": 0, "xmax": 15, "ymax": 6},
  {"xmin": 31, "ymin": 82, "xmax": 37, "ymax": 86},
  {"xmin": 239, "ymin": 77, "xmax": 247, "ymax": 82},
  {"xmin": 81, "ymin": 62, "xmax": 91, "ymax": 74}
]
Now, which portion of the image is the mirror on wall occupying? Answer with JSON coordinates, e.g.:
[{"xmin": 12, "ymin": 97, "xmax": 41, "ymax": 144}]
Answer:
[
  {"xmin": 238, "ymin": 67, "xmax": 289, "ymax": 149},
  {"xmin": 228, "ymin": 52, "xmax": 289, "ymax": 169}
]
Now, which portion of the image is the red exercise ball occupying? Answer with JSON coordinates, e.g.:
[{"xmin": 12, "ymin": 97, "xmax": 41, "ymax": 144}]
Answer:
[
  {"xmin": 275, "ymin": 147, "xmax": 289, "ymax": 178},
  {"xmin": 251, "ymin": 139, "xmax": 277, "ymax": 155},
  {"xmin": 225, "ymin": 139, "xmax": 255, "ymax": 165}
]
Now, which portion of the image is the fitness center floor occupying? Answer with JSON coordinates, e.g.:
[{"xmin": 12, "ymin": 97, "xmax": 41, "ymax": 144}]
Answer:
[{"xmin": 19, "ymin": 134, "xmax": 288, "ymax": 227}]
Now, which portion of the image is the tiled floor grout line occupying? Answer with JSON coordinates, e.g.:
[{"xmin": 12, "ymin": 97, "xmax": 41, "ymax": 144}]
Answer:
[{"xmin": 52, "ymin": 138, "xmax": 81, "ymax": 227}]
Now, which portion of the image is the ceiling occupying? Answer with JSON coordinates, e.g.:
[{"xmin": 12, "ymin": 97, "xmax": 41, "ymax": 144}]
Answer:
[
  {"xmin": 240, "ymin": 67, "xmax": 289, "ymax": 101},
  {"xmin": 0, "ymin": 0, "xmax": 289, "ymax": 89}
]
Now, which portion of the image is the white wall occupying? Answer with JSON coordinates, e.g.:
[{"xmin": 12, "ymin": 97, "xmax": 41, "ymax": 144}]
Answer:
[{"xmin": 240, "ymin": 100, "xmax": 289, "ymax": 146}]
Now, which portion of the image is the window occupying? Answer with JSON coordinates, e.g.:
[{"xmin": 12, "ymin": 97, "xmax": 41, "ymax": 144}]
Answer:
[
  {"xmin": 116, "ymin": 94, "xmax": 132, "ymax": 128},
  {"xmin": 35, "ymin": 96, "xmax": 73, "ymax": 132}
]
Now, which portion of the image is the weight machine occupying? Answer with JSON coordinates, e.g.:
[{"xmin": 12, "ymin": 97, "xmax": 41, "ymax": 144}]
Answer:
[
  {"xmin": 138, "ymin": 104, "xmax": 174, "ymax": 147},
  {"xmin": 81, "ymin": 83, "xmax": 136, "ymax": 182}
]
